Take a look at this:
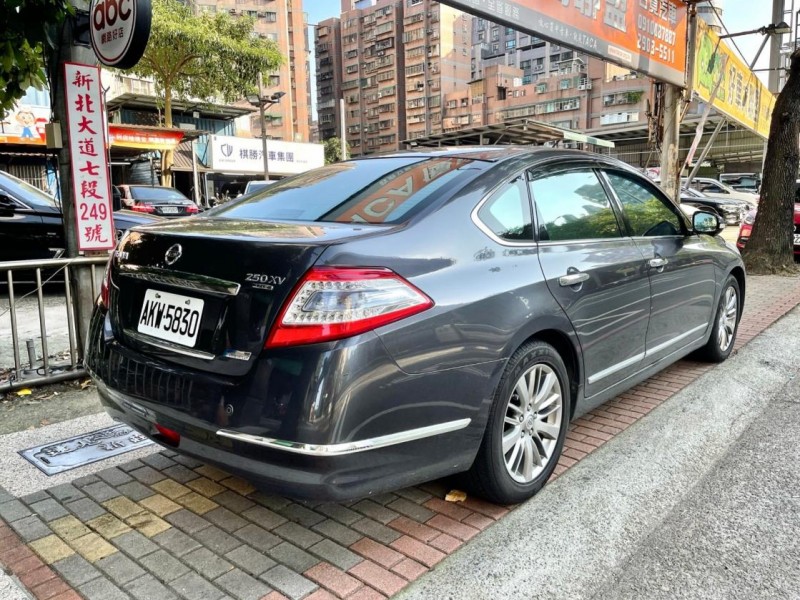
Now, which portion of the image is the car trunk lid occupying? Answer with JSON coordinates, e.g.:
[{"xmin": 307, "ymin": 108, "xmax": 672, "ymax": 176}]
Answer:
[{"xmin": 109, "ymin": 217, "xmax": 386, "ymax": 376}]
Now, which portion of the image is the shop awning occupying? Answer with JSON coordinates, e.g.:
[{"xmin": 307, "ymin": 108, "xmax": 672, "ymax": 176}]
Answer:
[{"xmin": 171, "ymin": 140, "xmax": 210, "ymax": 173}]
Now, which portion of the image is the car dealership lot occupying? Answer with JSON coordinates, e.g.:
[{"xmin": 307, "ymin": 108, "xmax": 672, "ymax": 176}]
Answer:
[{"xmin": 1, "ymin": 273, "xmax": 799, "ymax": 600}]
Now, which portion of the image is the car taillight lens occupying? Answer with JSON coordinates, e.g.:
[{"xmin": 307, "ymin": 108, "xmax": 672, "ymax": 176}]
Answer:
[
  {"xmin": 99, "ymin": 258, "xmax": 112, "ymax": 309},
  {"xmin": 131, "ymin": 203, "xmax": 155, "ymax": 213},
  {"xmin": 266, "ymin": 267, "xmax": 434, "ymax": 348},
  {"xmin": 186, "ymin": 204, "xmax": 199, "ymax": 214},
  {"xmin": 744, "ymin": 212, "xmax": 756, "ymax": 225}
]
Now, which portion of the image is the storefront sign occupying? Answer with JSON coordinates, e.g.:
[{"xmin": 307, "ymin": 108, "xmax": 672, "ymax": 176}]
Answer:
[
  {"xmin": 90, "ymin": 0, "xmax": 152, "ymax": 69},
  {"xmin": 441, "ymin": 0, "xmax": 688, "ymax": 87},
  {"xmin": 64, "ymin": 63, "xmax": 115, "ymax": 252},
  {"xmin": 0, "ymin": 104, "xmax": 49, "ymax": 145},
  {"xmin": 109, "ymin": 125, "xmax": 184, "ymax": 150},
  {"xmin": 693, "ymin": 18, "xmax": 775, "ymax": 139},
  {"xmin": 207, "ymin": 135, "xmax": 325, "ymax": 175}
]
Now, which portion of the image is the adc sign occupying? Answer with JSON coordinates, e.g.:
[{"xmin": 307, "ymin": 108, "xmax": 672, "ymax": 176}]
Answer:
[{"xmin": 90, "ymin": 0, "xmax": 152, "ymax": 69}]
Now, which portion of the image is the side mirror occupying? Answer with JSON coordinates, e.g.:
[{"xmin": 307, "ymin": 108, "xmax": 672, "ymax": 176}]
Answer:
[
  {"xmin": 112, "ymin": 187, "xmax": 122, "ymax": 212},
  {"xmin": 693, "ymin": 210, "xmax": 723, "ymax": 235},
  {"xmin": 0, "ymin": 194, "xmax": 16, "ymax": 215}
]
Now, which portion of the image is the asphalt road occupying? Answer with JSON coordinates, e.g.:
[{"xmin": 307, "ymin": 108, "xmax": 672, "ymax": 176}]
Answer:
[{"xmin": 399, "ymin": 306, "xmax": 800, "ymax": 600}]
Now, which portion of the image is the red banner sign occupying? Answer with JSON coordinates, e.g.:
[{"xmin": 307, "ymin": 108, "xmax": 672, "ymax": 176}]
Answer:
[
  {"xmin": 109, "ymin": 125, "xmax": 184, "ymax": 150},
  {"xmin": 64, "ymin": 63, "xmax": 115, "ymax": 252}
]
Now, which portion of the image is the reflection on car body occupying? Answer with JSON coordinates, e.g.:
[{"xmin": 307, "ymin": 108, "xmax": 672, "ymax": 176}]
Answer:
[{"xmin": 87, "ymin": 148, "xmax": 745, "ymax": 504}]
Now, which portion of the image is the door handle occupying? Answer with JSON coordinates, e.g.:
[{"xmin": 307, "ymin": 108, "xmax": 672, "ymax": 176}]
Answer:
[
  {"xmin": 649, "ymin": 257, "xmax": 668, "ymax": 270},
  {"xmin": 558, "ymin": 272, "xmax": 590, "ymax": 287}
]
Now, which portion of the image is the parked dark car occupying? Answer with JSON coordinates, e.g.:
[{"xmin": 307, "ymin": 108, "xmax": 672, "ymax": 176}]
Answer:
[
  {"xmin": 0, "ymin": 171, "xmax": 162, "ymax": 263},
  {"xmin": 86, "ymin": 148, "xmax": 745, "ymax": 504},
  {"xmin": 680, "ymin": 187, "xmax": 749, "ymax": 225},
  {"xmin": 118, "ymin": 185, "xmax": 200, "ymax": 218}
]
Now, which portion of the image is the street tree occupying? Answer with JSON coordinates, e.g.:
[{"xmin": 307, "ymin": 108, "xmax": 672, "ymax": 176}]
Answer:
[
  {"xmin": 324, "ymin": 137, "xmax": 348, "ymax": 164},
  {"xmin": 742, "ymin": 48, "xmax": 800, "ymax": 274},
  {"xmin": 0, "ymin": 0, "xmax": 72, "ymax": 119},
  {"xmin": 125, "ymin": 0, "xmax": 283, "ymax": 186}
]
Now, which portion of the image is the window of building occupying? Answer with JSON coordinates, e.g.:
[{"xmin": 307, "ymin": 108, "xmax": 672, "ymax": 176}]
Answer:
[
  {"xmin": 506, "ymin": 39, "xmax": 516, "ymax": 49},
  {"xmin": 529, "ymin": 170, "xmax": 621, "ymax": 241}
]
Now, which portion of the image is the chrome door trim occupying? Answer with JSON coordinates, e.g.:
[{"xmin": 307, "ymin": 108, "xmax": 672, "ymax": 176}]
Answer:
[
  {"xmin": 123, "ymin": 329, "xmax": 216, "ymax": 360},
  {"xmin": 216, "ymin": 418, "xmax": 472, "ymax": 456},
  {"xmin": 586, "ymin": 352, "xmax": 645, "ymax": 385},
  {"xmin": 644, "ymin": 323, "xmax": 708, "ymax": 357},
  {"xmin": 586, "ymin": 322, "xmax": 709, "ymax": 385},
  {"xmin": 119, "ymin": 264, "xmax": 241, "ymax": 296}
]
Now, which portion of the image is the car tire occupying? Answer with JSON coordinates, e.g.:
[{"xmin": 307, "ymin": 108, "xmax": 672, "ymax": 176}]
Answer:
[
  {"xmin": 695, "ymin": 275, "xmax": 741, "ymax": 363},
  {"xmin": 467, "ymin": 341, "xmax": 570, "ymax": 504}
]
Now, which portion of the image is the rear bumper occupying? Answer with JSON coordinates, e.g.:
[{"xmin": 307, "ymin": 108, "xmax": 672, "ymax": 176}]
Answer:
[{"xmin": 86, "ymin": 308, "xmax": 492, "ymax": 501}]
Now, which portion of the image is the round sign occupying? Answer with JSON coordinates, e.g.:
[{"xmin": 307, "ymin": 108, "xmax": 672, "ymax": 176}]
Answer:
[{"xmin": 90, "ymin": 0, "xmax": 152, "ymax": 69}]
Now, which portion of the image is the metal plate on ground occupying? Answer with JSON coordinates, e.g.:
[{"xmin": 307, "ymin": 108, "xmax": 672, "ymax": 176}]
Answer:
[{"xmin": 18, "ymin": 424, "xmax": 153, "ymax": 475}]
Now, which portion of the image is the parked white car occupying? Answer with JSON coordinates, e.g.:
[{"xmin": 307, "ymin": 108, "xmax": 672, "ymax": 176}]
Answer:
[{"xmin": 682, "ymin": 177, "xmax": 758, "ymax": 209}]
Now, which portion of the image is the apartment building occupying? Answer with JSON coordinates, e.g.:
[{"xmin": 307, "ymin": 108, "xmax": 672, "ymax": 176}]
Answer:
[
  {"xmin": 315, "ymin": 0, "xmax": 471, "ymax": 155},
  {"xmin": 193, "ymin": 0, "xmax": 311, "ymax": 142}
]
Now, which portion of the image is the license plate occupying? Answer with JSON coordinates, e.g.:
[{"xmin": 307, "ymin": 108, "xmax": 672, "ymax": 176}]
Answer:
[
  {"xmin": 160, "ymin": 206, "xmax": 180, "ymax": 214},
  {"xmin": 138, "ymin": 289, "xmax": 204, "ymax": 347},
  {"xmin": 794, "ymin": 234, "xmax": 800, "ymax": 246}
]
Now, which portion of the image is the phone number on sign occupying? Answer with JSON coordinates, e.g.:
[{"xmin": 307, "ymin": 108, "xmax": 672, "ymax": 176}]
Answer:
[{"xmin": 637, "ymin": 33, "xmax": 676, "ymax": 63}]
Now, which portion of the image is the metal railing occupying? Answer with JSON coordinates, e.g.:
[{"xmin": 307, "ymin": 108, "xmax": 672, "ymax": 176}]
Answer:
[{"xmin": 1, "ymin": 256, "xmax": 108, "ymax": 391}]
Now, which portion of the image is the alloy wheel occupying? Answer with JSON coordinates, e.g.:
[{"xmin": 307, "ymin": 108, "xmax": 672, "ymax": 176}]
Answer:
[
  {"xmin": 718, "ymin": 286, "xmax": 738, "ymax": 352},
  {"xmin": 502, "ymin": 364, "xmax": 563, "ymax": 483}
]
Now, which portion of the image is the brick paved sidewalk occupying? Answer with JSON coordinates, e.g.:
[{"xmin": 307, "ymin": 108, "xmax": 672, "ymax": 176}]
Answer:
[{"xmin": 1, "ymin": 274, "xmax": 798, "ymax": 600}]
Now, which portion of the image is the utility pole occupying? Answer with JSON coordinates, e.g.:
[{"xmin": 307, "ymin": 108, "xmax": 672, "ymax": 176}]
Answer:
[
  {"xmin": 769, "ymin": 0, "xmax": 785, "ymax": 93},
  {"xmin": 257, "ymin": 72, "xmax": 270, "ymax": 180},
  {"xmin": 339, "ymin": 98, "xmax": 346, "ymax": 161},
  {"xmin": 46, "ymin": 0, "xmax": 100, "ymax": 352},
  {"xmin": 659, "ymin": 84, "xmax": 682, "ymax": 202}
]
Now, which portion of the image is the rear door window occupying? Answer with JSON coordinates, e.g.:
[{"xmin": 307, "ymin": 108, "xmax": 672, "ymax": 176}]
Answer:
[
  {"xmin": 528, "ymin": 169, "xmax": 622, "ymax": 241},
  {"xmin": 213, "ymin": 157, "xmax": 477, "ymax": 224}
]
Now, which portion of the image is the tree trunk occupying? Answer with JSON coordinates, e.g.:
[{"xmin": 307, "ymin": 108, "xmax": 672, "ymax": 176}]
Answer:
[
  {"xmin": 161, "ymin": 85, "xmax": 174, "ymax": 187},
  {"xmin": 742, "ymin": 49, "xmax": 800, "ymax": 274}
]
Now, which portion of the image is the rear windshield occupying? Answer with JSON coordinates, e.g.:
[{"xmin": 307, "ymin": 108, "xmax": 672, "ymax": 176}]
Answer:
[
  {"xmin": 212, "ymin": 157, "xmax": 478, "ymax": 224},
  {"xmin": 129, "ymin": 187, "xmax": 189, "ymax": 202}
]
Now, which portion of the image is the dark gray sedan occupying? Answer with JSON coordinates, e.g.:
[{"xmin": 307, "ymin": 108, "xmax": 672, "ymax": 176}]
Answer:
[{"xmin": 86, "ymin": 148, "xmax": 744, "ymax": 504}]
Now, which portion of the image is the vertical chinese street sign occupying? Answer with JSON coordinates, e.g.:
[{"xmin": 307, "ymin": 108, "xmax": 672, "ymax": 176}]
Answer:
[
  {"xmin": 63, "ymin": 63, "xmax": 115, "ymax": 252},
  {"xmin": 439, "ymin": 0, "xmax": 688, "ymax": 87}
]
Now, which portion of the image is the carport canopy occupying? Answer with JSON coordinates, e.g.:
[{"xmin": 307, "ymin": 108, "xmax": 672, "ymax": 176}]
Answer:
[{"xmin": 402, "ymin": 117, "xmax": 615, "ymax": 149}]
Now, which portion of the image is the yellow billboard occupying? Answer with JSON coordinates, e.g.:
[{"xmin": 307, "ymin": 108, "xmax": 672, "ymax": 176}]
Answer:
[{"xmin": 693, "ymin": 18, "xmax": 775, "ymax": 139}]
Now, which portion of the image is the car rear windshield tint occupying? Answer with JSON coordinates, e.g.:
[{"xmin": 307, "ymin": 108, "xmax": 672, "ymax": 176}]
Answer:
[
  {"xmin": 129, "ymin": 187, "xmax": 190, "ymax": 202},
  {"xmin": 212, "ymin": 157, "xmax": 477, "ymax": 224}
]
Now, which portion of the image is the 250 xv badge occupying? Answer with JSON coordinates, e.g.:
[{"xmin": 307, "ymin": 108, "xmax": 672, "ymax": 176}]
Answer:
[{"xmin": 245, "ymin": 273, "xmax": 286, "ymax": 290}]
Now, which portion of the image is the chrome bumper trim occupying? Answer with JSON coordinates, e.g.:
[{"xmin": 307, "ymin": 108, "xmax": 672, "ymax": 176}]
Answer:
[{"xmin": 216, "ymin": 418, "xmax": 472, "ymax": 456}]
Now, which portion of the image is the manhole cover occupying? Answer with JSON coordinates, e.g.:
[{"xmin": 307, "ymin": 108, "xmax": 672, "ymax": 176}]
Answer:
[{"xmin": 19, "ymin": 424, "xmax": 153, "ymax": 475}]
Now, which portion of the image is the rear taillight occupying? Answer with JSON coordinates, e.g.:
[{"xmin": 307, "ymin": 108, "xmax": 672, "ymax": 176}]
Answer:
[
  {"xmin": 266, "ymin": 267, "xmax": 434, "ymax": 348},
  {"xmin": 131, "ymin": 203, "xmax": 155, "ymax": 213},
  {"xmin": 99, "ymin": 258, "xmax": 112, "ymax": 309},
  {"xmin": 186, "ymin": 204, "xmax": 199, "ymax": 214}
]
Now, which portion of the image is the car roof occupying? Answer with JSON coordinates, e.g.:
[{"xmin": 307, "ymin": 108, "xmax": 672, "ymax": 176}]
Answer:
[{"xmin": 358, "ymin": 146, "xmax": 637, "ymax": 169}]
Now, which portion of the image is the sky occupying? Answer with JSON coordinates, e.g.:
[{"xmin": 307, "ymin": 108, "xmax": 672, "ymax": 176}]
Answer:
[{"xmin": 301, "ymin": 0, "xmax": 777, "ymax": 122}]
